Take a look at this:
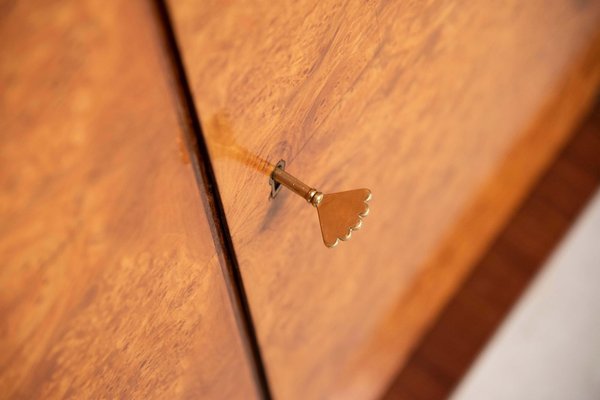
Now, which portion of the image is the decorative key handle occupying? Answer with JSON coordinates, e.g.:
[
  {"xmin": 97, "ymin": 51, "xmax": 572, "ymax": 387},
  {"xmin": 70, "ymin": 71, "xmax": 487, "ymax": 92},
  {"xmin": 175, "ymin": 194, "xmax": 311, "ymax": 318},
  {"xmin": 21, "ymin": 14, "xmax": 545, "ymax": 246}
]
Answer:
[{"xmin": 270, "ymin": 160, "xmax": 371, "ymax": 248}]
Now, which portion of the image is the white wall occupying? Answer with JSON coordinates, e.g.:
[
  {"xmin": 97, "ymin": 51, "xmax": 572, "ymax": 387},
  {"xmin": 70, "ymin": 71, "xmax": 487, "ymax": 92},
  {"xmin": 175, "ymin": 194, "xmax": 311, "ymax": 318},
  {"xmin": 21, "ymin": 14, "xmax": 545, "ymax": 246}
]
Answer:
[{"xmin": 452, "ymin": 189, "xmax": 600, "ymax": 400}]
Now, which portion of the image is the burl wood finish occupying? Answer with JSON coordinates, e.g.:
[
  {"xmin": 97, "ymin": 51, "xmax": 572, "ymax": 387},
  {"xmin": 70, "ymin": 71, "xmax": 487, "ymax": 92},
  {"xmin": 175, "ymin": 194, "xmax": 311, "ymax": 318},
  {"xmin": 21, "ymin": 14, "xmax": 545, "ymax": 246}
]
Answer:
[
  {"xmin": 168, "ymin": 1, "xmax": 600, "ymax": 398},
  {"xmin": 0, "ymin": 1, "xmax": 256, "ymax": 398}
]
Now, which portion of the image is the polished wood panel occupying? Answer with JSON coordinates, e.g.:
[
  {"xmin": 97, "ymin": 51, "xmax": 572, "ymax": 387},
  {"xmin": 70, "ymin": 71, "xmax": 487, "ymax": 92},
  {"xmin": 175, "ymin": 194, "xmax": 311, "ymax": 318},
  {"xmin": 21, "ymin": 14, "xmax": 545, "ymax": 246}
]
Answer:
[
  {"xmin": 0, "ymin": 1, "xmax": 257, "ymax": 398},
  {"xmin": 384, "ymin": 96, "xmax": 600, "ymax": 400},
  {"xmin": 168, "ymin": 1, "xmax": 600, "ymax": 398}
]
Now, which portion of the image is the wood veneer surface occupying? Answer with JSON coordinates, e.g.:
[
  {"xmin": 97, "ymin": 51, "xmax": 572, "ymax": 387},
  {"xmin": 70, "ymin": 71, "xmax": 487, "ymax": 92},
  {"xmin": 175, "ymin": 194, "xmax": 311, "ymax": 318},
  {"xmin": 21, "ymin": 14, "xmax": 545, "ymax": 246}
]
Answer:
[
  {"xmin": 167, "ymin": 1, "xmax": 600, "ymax": 398},
  {"xmin": 0, "ymin": 1, "xmax": 257, "ymax": 398}
]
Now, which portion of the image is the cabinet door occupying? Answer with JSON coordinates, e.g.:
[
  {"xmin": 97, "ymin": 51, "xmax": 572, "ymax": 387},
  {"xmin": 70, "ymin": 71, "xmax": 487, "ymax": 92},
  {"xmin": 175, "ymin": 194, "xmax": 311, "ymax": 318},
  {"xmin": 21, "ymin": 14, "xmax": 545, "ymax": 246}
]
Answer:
[
  {"xmin": 167, "ymin": 1, "xmax": 600, "ymax": 399},
  {"xmin": 0, "ymin": 1, "xmax": 257, "ymax": 398}
]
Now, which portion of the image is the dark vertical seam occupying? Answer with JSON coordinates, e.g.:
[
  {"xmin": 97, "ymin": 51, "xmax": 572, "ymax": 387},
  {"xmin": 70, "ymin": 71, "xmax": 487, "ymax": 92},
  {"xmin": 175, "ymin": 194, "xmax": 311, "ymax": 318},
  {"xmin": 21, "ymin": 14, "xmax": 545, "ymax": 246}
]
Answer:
[{"xmin": 152, "ymin": 1, "xmax": 272, "ymax": 398}]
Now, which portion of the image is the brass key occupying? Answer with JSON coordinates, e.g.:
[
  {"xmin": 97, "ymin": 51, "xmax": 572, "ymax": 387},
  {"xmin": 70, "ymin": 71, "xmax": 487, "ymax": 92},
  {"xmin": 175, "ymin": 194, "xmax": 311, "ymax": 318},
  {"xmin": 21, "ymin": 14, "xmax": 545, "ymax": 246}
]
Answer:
[{"xmin": 270, "ymin": 160, "xmax": 371, "ymax": 248}]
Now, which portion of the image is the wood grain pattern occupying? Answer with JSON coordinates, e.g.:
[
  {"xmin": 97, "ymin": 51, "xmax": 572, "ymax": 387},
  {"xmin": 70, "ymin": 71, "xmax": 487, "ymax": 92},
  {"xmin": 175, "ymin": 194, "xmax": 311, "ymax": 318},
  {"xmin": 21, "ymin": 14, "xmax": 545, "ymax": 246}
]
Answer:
[
  {"xmin": 0, "ymin": 1, "xmax": 257, "ymax": 398},
  {"xmin": 168, "ymin": 1, "xmax": 600, "ymax": 398},
  {"xmin": 384, "ymin": 96, "xmax": 600, "ymax": 400}
]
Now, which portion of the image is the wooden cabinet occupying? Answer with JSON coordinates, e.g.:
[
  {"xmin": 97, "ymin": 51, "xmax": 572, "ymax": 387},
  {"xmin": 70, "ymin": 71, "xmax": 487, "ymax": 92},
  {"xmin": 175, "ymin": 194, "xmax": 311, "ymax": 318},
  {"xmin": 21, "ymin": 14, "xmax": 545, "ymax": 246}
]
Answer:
[
  {"xmin": 0, "ymin": 1, "xmax": 257, "ymax": 398},
  {"xmin": 167, "ymin": 1, "xmax": 600, "ymax": 399},
  {"xmin": 1, "ymin": 0, "xmax": 600, "ymax": 399}
]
